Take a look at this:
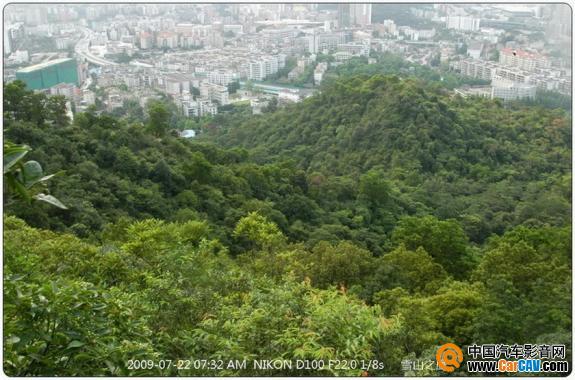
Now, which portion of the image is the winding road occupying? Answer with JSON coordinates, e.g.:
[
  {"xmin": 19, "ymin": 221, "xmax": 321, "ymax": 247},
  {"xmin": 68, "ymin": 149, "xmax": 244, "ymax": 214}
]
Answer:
[{"xmin": 74, "ymin": 27, "xmax": 119, "ymax": 67}]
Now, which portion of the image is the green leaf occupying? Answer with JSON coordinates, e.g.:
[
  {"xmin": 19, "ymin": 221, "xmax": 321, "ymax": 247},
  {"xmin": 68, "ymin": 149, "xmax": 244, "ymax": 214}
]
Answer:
[
  {"xmin": 6, "ymin": 174, "xmax": 31, "ymax": 203},
  {"xmin": 22, "ymin": 160, "xmax": 44, "ymax": 188},
  {"xmin": 3, "ymin": 146, "xmax": 28, "ymax": 174},
  {"xmin": 33, "ymin": 170, "xmax": 65, "ymax": 185},
  {"xmin": 105, "ymin": 360, "xmax": 116, "ymax": 374},
  {"xmin": 66, "ymin": 340, "xmax": 85, "ymax": 349},
  {"xmin": 34, "ymin": 193, "xmax": 68, "ymax": 209},
  {"xmin": 6, "ymin": 335, "xmax": 20, "ymax": 345}
]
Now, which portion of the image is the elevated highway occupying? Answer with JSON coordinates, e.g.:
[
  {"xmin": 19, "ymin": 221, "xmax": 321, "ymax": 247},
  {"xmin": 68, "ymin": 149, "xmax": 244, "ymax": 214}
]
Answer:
[{"xmin": 75, "ymin": 28, "xmax": 118, "ymax": 67}]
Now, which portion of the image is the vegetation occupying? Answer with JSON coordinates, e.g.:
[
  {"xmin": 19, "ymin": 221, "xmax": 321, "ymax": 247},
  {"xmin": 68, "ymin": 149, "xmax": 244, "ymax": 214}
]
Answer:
[
  {"xmin": 3, "ymin": 68, "xmax": 571, "ymax": 376},
  {"xmin": 330, "ymin": 53, "xmax": 491, "ymax": 89},
  {"xmin": 372, "ymin": 4, "xmax": 439, "ymax": 28},
  {"xmin": 4, "ymin": 141, "xmax": 67, "ymax": 209},
  {"xmin": 512, "ymin": 89, "xmax": 573, "ymax": 111}
]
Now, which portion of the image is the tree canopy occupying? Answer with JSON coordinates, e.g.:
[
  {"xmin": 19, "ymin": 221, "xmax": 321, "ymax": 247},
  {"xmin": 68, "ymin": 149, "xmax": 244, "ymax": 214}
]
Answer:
[{"xmin": 3, "ymin": 70, "xmax": 571, "ymax": 376}]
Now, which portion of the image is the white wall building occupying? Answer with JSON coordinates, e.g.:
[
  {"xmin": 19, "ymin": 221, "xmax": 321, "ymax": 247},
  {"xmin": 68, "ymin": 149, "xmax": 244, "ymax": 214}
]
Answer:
[
  {"xmin": 350, "ymin": 4, "xmax": 372, "ymax": 26},
  {"xmin": 247, "ymin": 54, "xmax": 285, "ymax": 81},
  {"xmin": 491, "ymin": 76, "xmax": 536, "ymax": 101},
  {"xmin": 446, "ymin": 16, "xmax": 480, "ymax": 32},
  {"xmin": 208, "ymin": 69, "xmax": 238, "ymax": 86},
  {"xmin": 499, "ymin": 48, "xmax": 550, "ymax": 72},
  {"xmin": 200, "ymin": 82, "xmax": 230, "ymax": 105}
]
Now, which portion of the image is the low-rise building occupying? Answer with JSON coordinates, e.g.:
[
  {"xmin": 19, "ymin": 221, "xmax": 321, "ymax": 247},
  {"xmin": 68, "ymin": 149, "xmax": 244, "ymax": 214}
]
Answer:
[
  {"xmin": 454, "ymin": 86, "xmax": 491, "ymax": 98},
  {"xmin": 313, "ymin": 62, "xmax": 328, "ymax": 85},
  {"xmin": 162, "ymin": 73, "xmax": 192, "ymax": 95},
  {"xmin": 491, "ymin": 76, "xmax": 536, "ymax": 101},
  {"xmin": 334, "ymin": 51, "xmax": 353, "ymax": 61},
  {"xmin": 199, "ymin": 82, "xmax": 229, "ymax": 105},
  {"xmin": 207, "ymin": 69, "xmax": 238, "ymax": 86},
  {"xmin": 179, "ymin": 129, "xmax": 197, "ymax": 138}
]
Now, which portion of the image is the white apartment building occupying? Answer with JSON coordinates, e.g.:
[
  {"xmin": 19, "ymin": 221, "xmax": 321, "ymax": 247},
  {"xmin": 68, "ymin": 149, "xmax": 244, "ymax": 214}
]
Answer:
[
  {"xmin": 306, "ymin": 32, "xmax": 347, "ymax": 54},
  {"xmin": 163, "ymin": 74, "xmax": 192, "ymax": 95},
  {"xmin": 156, "ymin": 32, "xmax": 179, "ymax": 49},
  {"xmin": 248, "ymin": 61, "xmax": 264, "ymax": 80},
  {"xmin": 248, "ymin": 54, "xmax": 285, "ymax": 81},
  {"xmin": 454, "ymin": 59, "xmax": 528, "ymax": 82},
  {"xmin": 181, "ymin": 99, "xmax": 218, "ymax": 117},
  {"xmin": 467, "ymin": 43, "xmax": 483, "ymax": 59},
  {"xmin": 200, "ymin": 100, "xmax": 218, "ymax": 116},
  {"xmin": 139, "ymin": 32, "xmax": 154, "ymax": 49},
  {"xmin": 337, "ymin": 42, "xmax": 370, "ymax": 57},
  {"xmin": 49, "ymin": 82, "xmax": 80, "ymax": 103},
  {"xmin": 499, "ymin": 48, "xmax": 550, "ymax": 72},
  {"xmin": 200, "ymin": 82, "xmax": 230, "ymax": 105},
  {"xmin": 182, "ymin": 100, "xmax": 200, "ymax": 117},
  {"xmin": 446, "ymin": 16, "xmax": 480, "ymax": 32},
  {"xmin": 4, "ymin": 23, "xmax": 25, "ymax": 55},
  {"xmin": 383, "ymin": 19, "xmax": 397, "ymax": 35},
  {"xmin": 334, "ymin": 51, "xmax": 353, "ymax": 61},
  {"xmin": 208, "ymin": 69, "xmax": 238, "ymax": 86},
  {"xmin": 491, "ymin": 76, "xmax": 536, "ymax": 101},
  {"xmin": 314, "ymin": 62, "xmax": 328, "ymax": 85}
]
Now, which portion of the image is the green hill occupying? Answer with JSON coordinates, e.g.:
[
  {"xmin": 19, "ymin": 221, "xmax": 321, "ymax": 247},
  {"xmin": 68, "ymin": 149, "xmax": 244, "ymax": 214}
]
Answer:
[
  {"xmin": 208, "ymin": 74, "xmax": 571, "ymax": 242},
  {"xmin": 3, "ymin": 74, "xmax": 572, "ymax": 376}
]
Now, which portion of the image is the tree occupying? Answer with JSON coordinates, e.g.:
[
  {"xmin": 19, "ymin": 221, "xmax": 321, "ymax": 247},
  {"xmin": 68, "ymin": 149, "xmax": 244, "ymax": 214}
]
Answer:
[
  {"xmin": 287, "ymin": 241, "xmax": 375, "ymax": 289},
  {"xmin": 146, "ymin": 101, "xmax": 170, "ymax": 137},
  {"xmin": 471, "ymin": 226, "xmax": 571, "ymax": 343},
  {"xmin": 358, "ymin": 170, "xmax": 392, "ymax": 208},
  {"xmin": 233, "ymin": 212, "xmax": 286, "ymax": 251},
  {"xmin": 227, "ymin": 80, "xmax": 240, "ymax": 94},
  {"xmin": 391, "ymin": 216, "xmax": 475, "ymax": 278},
  {"xmin": 367, "ymin": 245, "xmax": 449, "ymax": 297}
]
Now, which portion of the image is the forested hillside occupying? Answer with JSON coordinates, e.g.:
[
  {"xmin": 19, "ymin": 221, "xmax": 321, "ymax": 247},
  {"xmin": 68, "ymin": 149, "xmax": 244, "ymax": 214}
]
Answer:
[
  {"xmin": 209, "ymin": 74, "xmax": 571, "ymax": 244},
  {"xmin": 3, "ymin": 74, "xmax": 571, "ymax": 376}
]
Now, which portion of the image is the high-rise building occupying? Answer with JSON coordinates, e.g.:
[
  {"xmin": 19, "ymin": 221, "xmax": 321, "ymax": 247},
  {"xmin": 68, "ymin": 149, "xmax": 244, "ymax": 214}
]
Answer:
[
  {"xmin": 546, "ymin": 4, "xmax": 571, "ymax": 39},
  {"xmin": 25, "ymin": 7, "xmax": 48, "ymax": 26},
  {"xmin": 139, "ymin": 32, "xmax": 154, "ymax": 49},
  {"xmin": 16, "ymin": 58, "xmax": 79, "ymax": 90},
  {"xmin": 350, "ymin": 4, "xmax": 372, "ymax": 26},
  {"xmin": 4, "ymin": 28, "xmax": 12, "ymax": 55},
  {"xmin": 338, "ymin": 4, "xmax": 372, "ymax": 27},
  {"xmin": 338, "ymin": 4, "xmax": 350, "ymax": 28},
  {"xmin": 4, "ymin": 23, "xmax": 24, "ymax": 55}
]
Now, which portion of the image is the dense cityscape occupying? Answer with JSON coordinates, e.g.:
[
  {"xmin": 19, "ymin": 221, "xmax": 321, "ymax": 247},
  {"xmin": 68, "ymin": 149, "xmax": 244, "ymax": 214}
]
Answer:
[{"xmin": 4, "ymin": 3, "xmax": 571, "ymax": 131}]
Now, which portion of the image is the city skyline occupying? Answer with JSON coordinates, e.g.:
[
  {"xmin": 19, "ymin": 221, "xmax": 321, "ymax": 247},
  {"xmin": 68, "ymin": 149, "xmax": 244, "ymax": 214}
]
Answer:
[{"xmin": 3, "ymin": 3, "xmax": 571, "ymax": 118}]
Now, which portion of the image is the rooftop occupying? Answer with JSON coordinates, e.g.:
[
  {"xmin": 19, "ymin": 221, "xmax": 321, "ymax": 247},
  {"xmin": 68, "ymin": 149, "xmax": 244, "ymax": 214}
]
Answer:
[
  {"xmin": 17, "ymin": 58, "xmax": 75, "ymax": 73},
  {"xmin": 500, "ymin": 47, "xmax": 545, "ymax": 59}
]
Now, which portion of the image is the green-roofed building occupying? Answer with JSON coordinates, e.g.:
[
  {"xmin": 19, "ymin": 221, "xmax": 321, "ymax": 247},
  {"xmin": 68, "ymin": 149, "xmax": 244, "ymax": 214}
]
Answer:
[{"xmin": 15, "ymin": 58, "xmax": 79, "ymax": 90}]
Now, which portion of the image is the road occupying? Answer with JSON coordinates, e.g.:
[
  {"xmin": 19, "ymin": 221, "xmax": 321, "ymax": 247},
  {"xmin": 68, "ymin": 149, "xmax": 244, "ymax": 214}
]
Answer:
[
  {"xmin": 240, "ymin": 81, "xmax": 305, "ymax": 94},
  {"xmin": 75, "ymin": 27, "xmax": 118, "ymax": 67}
]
